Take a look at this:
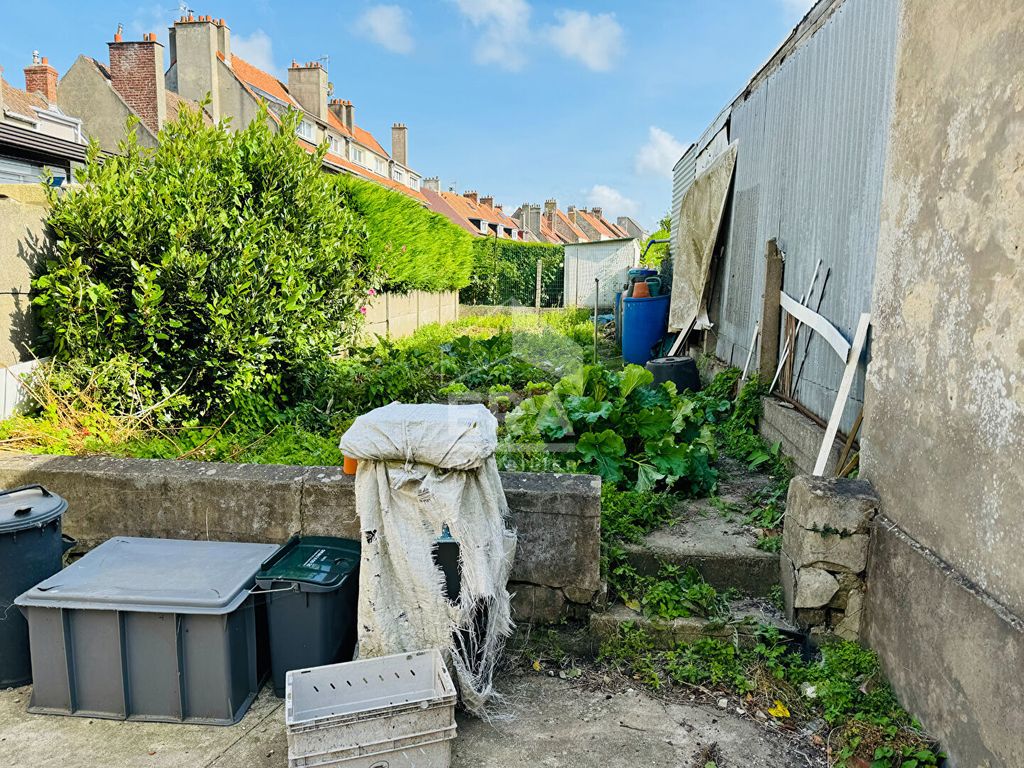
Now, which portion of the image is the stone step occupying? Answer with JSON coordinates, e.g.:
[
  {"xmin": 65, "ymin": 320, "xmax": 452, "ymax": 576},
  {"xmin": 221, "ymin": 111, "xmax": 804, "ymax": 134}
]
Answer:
[
  {"xmin": 620, "ymin": 456, "xmax": 784, "ymax": 596},
  {"xmin": 622, "ymin": 509, "xmax": 781, "ymax": 596},
  {"xmin": 589, "ymin": 599, "xmax": 798, "ymax": 651}
]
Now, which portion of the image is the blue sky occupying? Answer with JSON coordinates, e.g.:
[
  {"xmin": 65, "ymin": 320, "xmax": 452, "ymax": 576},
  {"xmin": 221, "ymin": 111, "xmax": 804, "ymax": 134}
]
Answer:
[{"xmin": 1, "ymin": 1, "xmax": 812, "ymax": 229}]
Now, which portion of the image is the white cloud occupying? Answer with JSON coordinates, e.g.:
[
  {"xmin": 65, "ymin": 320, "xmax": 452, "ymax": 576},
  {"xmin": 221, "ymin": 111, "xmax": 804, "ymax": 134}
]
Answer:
[
  {"xmin": 587, "ymin": 185, "xmax": 639, "ymax": 218},
  {"xmin": 128, "ymin": 4, "xmax": 169, "ymax": 46},
  {"xmin": 544, "ymin": 10, "xmax": 623, "ymax": 72},
  {"xmin": 634, "ymin": 126, "xmax": 686, "ymax": 179},
  {"xmin": 451, "ymin": 0, "xmax": 531, "ymax": 71},
  {"xmin": 233, "ymin": 29, "xmax": 278, "ymax": 76},
  {"xmin": 356, "ymin": 5, "xmax": 415, "ymax": 54}
]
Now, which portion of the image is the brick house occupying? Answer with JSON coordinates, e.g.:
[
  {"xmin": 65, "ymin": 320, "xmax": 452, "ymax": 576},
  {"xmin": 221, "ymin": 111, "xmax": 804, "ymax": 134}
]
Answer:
[
  {"xmin": 0, "ymin": 53, "xmax": 86, "ymax": 183},
  {"xmin": 428, "ymin": 186, "xmax": 525, "ymax": 239}
]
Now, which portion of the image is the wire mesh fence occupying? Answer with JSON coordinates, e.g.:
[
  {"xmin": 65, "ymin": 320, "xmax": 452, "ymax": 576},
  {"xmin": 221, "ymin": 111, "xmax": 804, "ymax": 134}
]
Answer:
[{"xmin": 460, "ymin": 240, "xmax": 565, "ymax": 308}]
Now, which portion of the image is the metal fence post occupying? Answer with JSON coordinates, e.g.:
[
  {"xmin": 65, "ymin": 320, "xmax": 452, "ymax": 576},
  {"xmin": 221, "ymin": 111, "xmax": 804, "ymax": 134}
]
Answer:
[{"xmin": 535, "ymin": 259, "xmax": 543, "ymax": 322}]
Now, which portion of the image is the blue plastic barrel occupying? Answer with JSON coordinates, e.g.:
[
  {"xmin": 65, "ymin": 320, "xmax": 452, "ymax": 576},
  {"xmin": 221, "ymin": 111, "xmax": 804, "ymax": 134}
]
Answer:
[{"xmin": 621, "ymin": 294, "xmax": 671, "ymax": 365}]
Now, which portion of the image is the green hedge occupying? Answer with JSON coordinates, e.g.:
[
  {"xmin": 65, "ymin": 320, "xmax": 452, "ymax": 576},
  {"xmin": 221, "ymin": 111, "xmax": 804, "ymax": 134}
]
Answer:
[
  {"xmin": 462, "ymin": 238, "xmax": 565, "ymax": 306},
  {"xmin": 337, "ymin": 176, "xmax": 474, "ymax": 293}
]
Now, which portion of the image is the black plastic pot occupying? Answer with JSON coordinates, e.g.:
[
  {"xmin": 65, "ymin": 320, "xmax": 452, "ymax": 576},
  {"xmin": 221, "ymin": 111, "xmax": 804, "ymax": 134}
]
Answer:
[
  {"xmin": 646, "ymin": 356, "xmax": 702, "ymax": 394},
  {"xmin": 0, "ymin": 485, "xmax": 72, "ymax": 688}
]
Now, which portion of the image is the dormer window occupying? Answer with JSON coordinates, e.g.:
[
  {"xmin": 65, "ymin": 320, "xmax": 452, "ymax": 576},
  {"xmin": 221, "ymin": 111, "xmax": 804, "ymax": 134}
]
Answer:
[
  {"xmin": 352, "ymin": 147, "xmax": 365, "ymax": 165},
  {"xmin": 296, "ymin": 120, "xmax": 314, "ymax": 141}
]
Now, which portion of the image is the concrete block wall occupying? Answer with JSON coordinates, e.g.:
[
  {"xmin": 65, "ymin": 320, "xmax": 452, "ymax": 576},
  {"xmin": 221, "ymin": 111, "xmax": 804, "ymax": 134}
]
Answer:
[
  {"xmin": 0, "ymin": 454, "xmax": 602, "ymax": 623},
  {"xmin": 362, "ymin": 290, "xmax": 459, "ymax": 341},
  {"xmin": 0, "ymin": 186, "xmax": 51, "ymax": 368}
]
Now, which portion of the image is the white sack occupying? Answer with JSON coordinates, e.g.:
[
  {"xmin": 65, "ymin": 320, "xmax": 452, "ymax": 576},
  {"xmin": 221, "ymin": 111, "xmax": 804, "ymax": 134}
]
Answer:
[{"xmin": 339, "ymin": 403, "xmax": 516, "ymax": 717}]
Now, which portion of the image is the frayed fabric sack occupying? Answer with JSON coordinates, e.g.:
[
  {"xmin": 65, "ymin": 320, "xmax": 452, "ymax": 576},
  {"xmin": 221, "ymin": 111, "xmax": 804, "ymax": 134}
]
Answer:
[{"xmin": 339, "ymin": 403, "xmax": 516, "ymax": 716}]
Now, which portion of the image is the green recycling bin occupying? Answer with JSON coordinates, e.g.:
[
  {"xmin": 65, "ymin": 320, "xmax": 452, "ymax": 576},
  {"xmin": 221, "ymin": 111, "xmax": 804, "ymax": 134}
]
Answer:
[{"xmin": 256, "ymin": 536, "xmax": 360, "ymax": 697}]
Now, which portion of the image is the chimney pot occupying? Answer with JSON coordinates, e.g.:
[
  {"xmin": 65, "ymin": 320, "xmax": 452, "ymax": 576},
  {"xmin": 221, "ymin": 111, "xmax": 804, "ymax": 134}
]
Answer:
[
  {"xmin": 23, "ymin": 54, "xmax": 58, "ymax": 102},
  {"xmin": 464, "ymin": 191, "xmax": 479, "ymax": 205}
]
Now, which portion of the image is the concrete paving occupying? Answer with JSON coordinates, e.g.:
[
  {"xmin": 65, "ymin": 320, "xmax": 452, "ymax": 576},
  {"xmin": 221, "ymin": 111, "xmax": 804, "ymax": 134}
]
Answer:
[{"xmin": 0, "ymin": 670, "xmax": 816, "ymax": 767}]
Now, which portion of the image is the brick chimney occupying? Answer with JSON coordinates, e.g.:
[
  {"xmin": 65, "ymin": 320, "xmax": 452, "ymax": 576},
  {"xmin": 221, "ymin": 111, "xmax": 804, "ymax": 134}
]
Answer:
[
  {"xmin": 567, "ymin": 205, "xmax": 578, "ymax": 223},
  {"xmin": 24, "ymin": 52, "xmax": 58, "ymax": 102},
  {"xmin": 480, "ymin": 195, "xmax": 494, "ymax": 209},
  {"xmin": 544, "ymin": 199, "xmax": 557, "ymax": 216},
  {"xmin": 108, "ymin": 32, "xmax": 167, "ymax": 135},
  {"xmin": 463, "ymin": 191, "xmax": 479, "ymax": 205},
  {"xmin": 168, "ymin": 15, "xmax": 227, "ymax": 120},
  {"xmin": 391, "ymin": 123, "xmax": 408, "ymax": 167},
  {"xmin": 328, "ymin": 99, "xmax": 354, "ymax": 133},
  {"xmin": 591, "ymin": 207, "xmax": 603, "ymax": 220},
  {"xmin": 423, "ymin": 176, "xmax": 440, "ymax": 192},
  {"xmin": 288, "ymin": 60, "xmax": 328, "ymax": 120},
  {"xmin": 495, "ymin": 204, "xmax": 503, "ymax": 212}
]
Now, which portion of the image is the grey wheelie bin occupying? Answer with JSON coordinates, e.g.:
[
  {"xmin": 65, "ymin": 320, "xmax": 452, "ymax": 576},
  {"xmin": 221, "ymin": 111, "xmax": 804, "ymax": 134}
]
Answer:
[
  {"xmin": 255, "ymin": 536, "xmax": 360, "ymax": 697},
  {"xmin": 0, "ymin": 484, "xmax": 73, "ymax": 688}
]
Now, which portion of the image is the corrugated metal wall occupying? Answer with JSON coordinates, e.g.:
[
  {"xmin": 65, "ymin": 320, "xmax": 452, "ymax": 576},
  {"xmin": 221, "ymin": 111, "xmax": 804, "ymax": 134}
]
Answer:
[{"xmin": 706, "ymin": 0, "xmax": 900, "ymax": 430}]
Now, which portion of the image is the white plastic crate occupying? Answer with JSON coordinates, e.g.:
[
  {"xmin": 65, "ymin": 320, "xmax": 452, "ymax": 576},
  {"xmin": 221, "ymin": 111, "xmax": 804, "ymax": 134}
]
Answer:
[{"xmin": 286, "ymin": 649, "xmax": 457, "ymax": 768}]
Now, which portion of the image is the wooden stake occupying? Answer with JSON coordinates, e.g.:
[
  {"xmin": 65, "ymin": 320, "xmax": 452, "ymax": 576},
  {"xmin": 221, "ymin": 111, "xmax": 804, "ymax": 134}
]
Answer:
[
  {"xmin": 835, "ymin": 407, "xmax": 863, "ymax": 477},
  {"xmin": 758, "ymin": 239, "xmax": 785, "ymax": 381}
]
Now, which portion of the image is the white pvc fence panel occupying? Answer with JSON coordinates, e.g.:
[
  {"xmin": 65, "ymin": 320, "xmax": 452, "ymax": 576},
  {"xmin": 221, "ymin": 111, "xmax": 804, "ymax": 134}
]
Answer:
[{"xmin": 1, "ymin": 359, "xmax": 43, "ymax": 419}]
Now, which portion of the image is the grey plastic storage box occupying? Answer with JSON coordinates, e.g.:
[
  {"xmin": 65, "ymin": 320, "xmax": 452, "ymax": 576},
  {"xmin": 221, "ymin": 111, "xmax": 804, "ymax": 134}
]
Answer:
[
  {"xmin": 15, "ymin": 536, "xmax": 279, "ymax": 724},
  {"xmin": 285, "ymin": 649, "xmax": 457, "ymax": 768},
  {"xmin": 255, "ymin": 536, "xmax": 361, "ymax": 698},
  {"xmin": 0, "ymin": 484, "xmax": 73, "ymax": 688}
]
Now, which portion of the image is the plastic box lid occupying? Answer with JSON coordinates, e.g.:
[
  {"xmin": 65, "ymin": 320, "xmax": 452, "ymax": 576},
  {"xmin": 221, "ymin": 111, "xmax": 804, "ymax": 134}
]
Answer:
[
  {"xmin": 0, "ymin": 485, "xmax": 67, "ymax": 534},
  {"xmin": 255, "ymin": 536, "xmax": 359, "ymax": 593},
  {"xmin": 16, "ymin": 536, "xmax": 279, "ymax": 615}
]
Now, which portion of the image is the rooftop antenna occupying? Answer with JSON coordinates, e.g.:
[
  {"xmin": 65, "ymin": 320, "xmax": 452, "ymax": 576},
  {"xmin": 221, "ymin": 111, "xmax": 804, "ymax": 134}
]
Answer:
[
  {"xmin": 32, "ymin": 50, "xmax": 40, "ymax": 65},
  {"xmin": 177, "ymin": 2, "xmax": 193, "ymax": 16},
  {"xmin": 316, "ymin": 55, "xmax": 330, "ymax": 70}
]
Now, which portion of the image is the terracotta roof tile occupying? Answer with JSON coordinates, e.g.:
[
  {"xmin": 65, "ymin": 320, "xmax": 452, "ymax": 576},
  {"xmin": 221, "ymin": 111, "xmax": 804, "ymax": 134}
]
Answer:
[
  {"xmin": 353, "ymin": 125, "xmax": 387, "ymax": 157},
  {"xmin": 230, "ymin": 54, "xmax": 299, "ymax": 107},
  {"xmin": 576, "ymin": 209, "xmax": 619, "ymax": 239},
  {"xmin": 439, "ymin": 191, "xmax": 521, "ymax": 236},
  {"xmin": 554, "ymin": 209, "xmax": 588, "ymax": 241},
  {"xmin": 2, "ymin": 79, "xmax": 49, "ymax": 117},
  {"xmin": 422, "ymin": 188, "xmax": 481, "ymax": 235}
]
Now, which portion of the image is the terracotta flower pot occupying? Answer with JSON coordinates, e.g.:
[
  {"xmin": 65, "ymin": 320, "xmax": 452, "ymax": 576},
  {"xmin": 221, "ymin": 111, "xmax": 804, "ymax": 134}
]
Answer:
[{"xmin": 632, "ymin": 280, "xmax": 651, "ymax": 298}]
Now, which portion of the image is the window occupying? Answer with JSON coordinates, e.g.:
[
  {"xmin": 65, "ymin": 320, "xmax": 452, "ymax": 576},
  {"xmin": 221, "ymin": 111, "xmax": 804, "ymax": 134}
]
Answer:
[
  {"xmin": 392, "ymin": 168, "xmax": 404, "ymax": 184},
  {"xmin": 296, "ymin": 120, "xmax": 314, "ymax": 141},
  {"xmin": 375, "ymin": 157, "xmax": 387, "ymax": 175},
  {"xmin": 352, "ymin": 147, "xmax": 365, "ymax": 165},
  {"xmin": 409, "ymin": 175, "xmax": 420, "ymax": 190},
  {"xmin": 328, "ymin": 135, "xmax": 341, "ymax": 155}
]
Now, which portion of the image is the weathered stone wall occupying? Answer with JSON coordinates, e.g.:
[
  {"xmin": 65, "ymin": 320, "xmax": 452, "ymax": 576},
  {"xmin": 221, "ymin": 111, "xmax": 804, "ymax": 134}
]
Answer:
[
  {"xmin": 362, "ymin": 290, "xmax": 459, "ymax": 340},
  {"xmin": 0, "ymin": 454, "xmax": 601, "ymax": 623},
  {"xmin": 759, "ymin": 398, "xmax": 842, "ymax": 477},
  {"xmin": 859, "ymin": 0, "xmax": 1024, "ymax": 764},
  {"xmin": 780, "ymin": 476, "xmax": 878, "ymax": 641}
]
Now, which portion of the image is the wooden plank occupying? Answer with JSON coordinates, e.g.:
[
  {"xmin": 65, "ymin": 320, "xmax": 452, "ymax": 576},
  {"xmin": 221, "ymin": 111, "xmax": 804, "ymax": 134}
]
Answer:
[
  {"xmin": 758, "ymin": 239, "xmax": 785, "ymax": 381},
  {"xmin": 740, "ymin": 323, "xmax": 759, "ymax": 382},
  {"xmin": 779, "ymin": 291, "xmax": 851, "ymax": 361},
  {"xmin": 770, "ymin": 258, "xmax": 822, "ymax": 393},
  {"xmin": 813, "ymin": 313, "xmax": 870, "ymax": 476}
]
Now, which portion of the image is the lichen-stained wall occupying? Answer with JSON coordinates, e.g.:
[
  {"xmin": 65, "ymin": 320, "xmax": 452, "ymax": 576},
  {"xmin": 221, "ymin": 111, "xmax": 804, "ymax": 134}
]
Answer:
[
  {"xmin": 861, "ymin": 0, "xmax": 1024, "ymax": 763},
  {"xmin": 862, "ymin": 0, "xmax": 1024, "ymax": 617}
]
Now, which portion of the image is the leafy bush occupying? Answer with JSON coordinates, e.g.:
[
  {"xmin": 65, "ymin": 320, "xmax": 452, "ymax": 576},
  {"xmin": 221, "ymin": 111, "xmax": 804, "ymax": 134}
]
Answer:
[
  {"xmin": 35, "ymin": 105, "xmax": 373, "ymax": 417},
  {"xmin": 505, "ymin": 363, "xmax": 722, "ymax": 494},
  {"xmin": 640, "ymin": 213, "xmax": 671, "ymax": 268},
  {"xmin": 462, "ymin": 238, "xmax": 564, "ymax": 306},
  {"xmin": 336, "ymin": 175, "xmax": 473, "ymax": 293}
]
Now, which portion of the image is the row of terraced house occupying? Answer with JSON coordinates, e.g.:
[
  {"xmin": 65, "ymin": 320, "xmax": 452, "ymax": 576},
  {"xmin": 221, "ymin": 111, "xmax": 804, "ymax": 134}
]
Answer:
[{"xmin": 0, "ymin": 13, "xmax": 644, "ymax": 245}]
